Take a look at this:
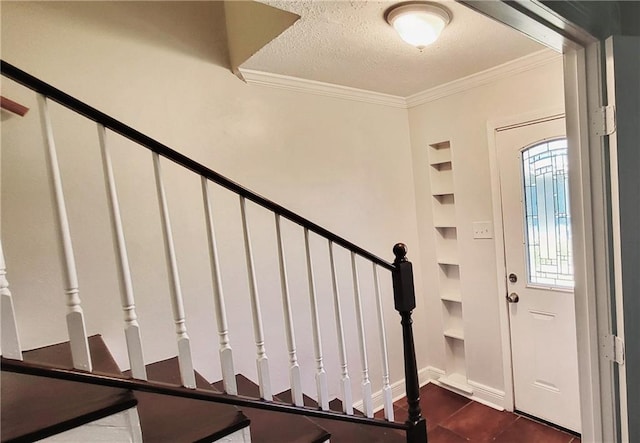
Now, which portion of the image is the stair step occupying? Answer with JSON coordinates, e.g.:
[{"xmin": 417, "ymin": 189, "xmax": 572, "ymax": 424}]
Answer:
[
  {"xmin": 2, "ymin": 335, "xmax": 137, "ymax": 442},
  {"xmin": 22, "ymin": 334, "xmax": 125, "ymax": 375},
  {"xmin": 275, "ymin": 391, "xmax": 368, "ymax": 419},
  {"xmin": 124, "ymin": 356, "xmax": 216, "ymax": 390},
  {"xmin": 125, "ymin": 357, "xmax": 249, "ymax": 443},
  {"xmin": 276, "ymin": 390, "xmax": 405, "ymax": 443},
  {"xmin": 212, "ymin": 374, "xmax": 330, "ymax": 443},
  {"xmin": 328, "ymin": 398, "xmax": 365, "ymax": 416}
]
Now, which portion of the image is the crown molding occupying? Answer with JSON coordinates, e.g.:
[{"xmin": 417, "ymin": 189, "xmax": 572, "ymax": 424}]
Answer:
[
  {"xmin": 239, "ymin": 68, "xmax": 408, "ymax": 109},
  {"xmin": 240, "ymin": 49, "xmax": 561, "ymax": 110},
  {"xmin": 405, "ymin": 49, "xmax": 561, "ymax": 107}
]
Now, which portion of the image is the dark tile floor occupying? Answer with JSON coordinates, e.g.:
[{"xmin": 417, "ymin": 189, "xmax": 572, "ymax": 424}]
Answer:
[{"xmin": 374, "ymin": 383, "xmax": 580, "ymax": 443}]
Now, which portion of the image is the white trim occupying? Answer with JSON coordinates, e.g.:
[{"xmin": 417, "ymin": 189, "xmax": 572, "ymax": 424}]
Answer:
[
  {"xmin": 486, "ymin": 117, "xmax": 516, "ymax": 414},
  {"xmin": 423, "ymin": 365, "xmax": 445, "ymax": 383},
  {"xmin": 565, "ymin": 44, "xmax": 608, "ymax": 443},
  {"xmin": 357, "ymin": 375, "xmax": 405, "ymax": 413},
  {"xmin": 467, "ymin": 380, "xmax": 507, "ymax": 410},
  {"xmin": 405, "ymin": 49, "xmax": 560, "ymax": 107},
  {"xmin": 359, "ymin": 366, "xmax": 435, "ymax": 413},
  {"xmin": 239, "ymin": 69, "xmax": 408, "ymax": 108},
  {"xmin": 344, "ymin": 365, "xmax": 507, "ymax": 415},
  {"xmin": 423, "ymin": 366, "xmax": 506, "ymax": 411},
  {"xmin": 240, "ymin": 49, "xmax": 560, "ymax": 110},
  {"xmin": 605, "ymin": 37, "xmax": 629, "ymax": 443}
]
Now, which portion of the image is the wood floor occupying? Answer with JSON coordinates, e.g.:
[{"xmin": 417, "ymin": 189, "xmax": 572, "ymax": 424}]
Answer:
[{"xmin": 375, "ymin": 383, "xmax": 581, "ymax": 443}]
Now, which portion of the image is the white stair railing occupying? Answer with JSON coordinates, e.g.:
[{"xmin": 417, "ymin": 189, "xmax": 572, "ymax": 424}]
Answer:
[
  {"xmin": 328, "ymin": 241, "xmax": 353, "ymax": 415},
  {"xmin": 0, "ymin": 65, "xmax": 436, "ymax": 442},
  {"xmin": 240, "ymin": 196, "xmax": 272, "ymax": 400},
  {"xmin": 202, "ymin": 178, "xmax": 237, "ymax": 395},
  {"xmin": 351, "ymin": 252, "xmax": 373, "ymax": 418},
  {"xmin": 275, "ymin": 214, "xmax": 303, "ymax": 406},
  {"xmin": 152, "ymin": 153, "xmax": 196, "ymax": 389},
  {"xmin": 97, "ymin": 125, "xmax": 147, "ymax": 380},
  {"xmin": 0, "ymin": 240, "xmax": 22, "ymax": 360},
  {"xmin": 373, "ymin": 264, "xmax": 394, "ymax": 421},
  {"xmin": 37, "ymin": 95, "xmax": 92, "ymax": 372},
  {"xmin": 304, "ymin": 229, "xmax": 329, "ymax": 411}
]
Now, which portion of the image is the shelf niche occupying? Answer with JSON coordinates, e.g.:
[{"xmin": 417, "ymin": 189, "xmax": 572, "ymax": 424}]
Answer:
[{"xmin": 427, "ymin": 140, "xmax": 472, "ymax": 395}]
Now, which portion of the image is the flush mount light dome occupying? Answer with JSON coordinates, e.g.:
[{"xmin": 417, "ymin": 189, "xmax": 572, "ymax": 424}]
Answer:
[{"xmin": 385, "ymin": 2, "xmax": 452, "ymax": 49}]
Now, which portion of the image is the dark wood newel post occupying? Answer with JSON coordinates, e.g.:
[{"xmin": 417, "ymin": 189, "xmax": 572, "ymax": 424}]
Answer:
[{"xmin": 392, "ymin": 243, "xmax": 427, "ymax": 443}]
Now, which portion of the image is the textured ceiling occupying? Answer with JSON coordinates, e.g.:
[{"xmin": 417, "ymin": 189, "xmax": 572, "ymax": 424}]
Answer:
[{"xmin": 242, "ymin": 1, "xmax": 545, "ymax": 97}]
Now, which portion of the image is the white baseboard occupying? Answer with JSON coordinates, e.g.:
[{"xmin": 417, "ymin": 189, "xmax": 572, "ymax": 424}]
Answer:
[
  {"xmin": 353, "ymin": 378, "xmax": 404, "ymax": 413},
  {"xmin": 352, "ymin": 365, "xmax": 458, "ymax": 413},
  {"xmin": 467, "ymin": 379, "xmax": 507, "ymax": 410},
  {"xmin": 424, "ymin": 366, "xmax": 445, "ymax": 381},
  {"xmin": 421, "ymin": 366, "xmax": 507, "ymax": 411},
  {"xmin": 352, "ymin": 365, "xmax": 506, "ymax": 413}
]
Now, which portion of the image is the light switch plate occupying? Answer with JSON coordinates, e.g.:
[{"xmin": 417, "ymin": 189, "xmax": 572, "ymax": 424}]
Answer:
[{"xmin": 473, "ymin": 221, "xmax": 493, "ymax": 239}]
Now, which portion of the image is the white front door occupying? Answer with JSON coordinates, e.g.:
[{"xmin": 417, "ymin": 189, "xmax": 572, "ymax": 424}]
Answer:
[{"xmin": 496, "ymin": 116, "xmax": 581, "ymax": 433}]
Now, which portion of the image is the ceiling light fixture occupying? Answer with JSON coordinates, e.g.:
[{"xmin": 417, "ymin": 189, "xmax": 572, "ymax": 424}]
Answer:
[{"xmin": 385, "ymin": 2, "xmax": 452, "ymax": 50}]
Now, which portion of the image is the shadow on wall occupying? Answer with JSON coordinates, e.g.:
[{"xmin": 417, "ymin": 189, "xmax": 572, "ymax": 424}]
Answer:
[{"xmin": 25, "ymin": 1, "xmax": 231, "ymax": 69}]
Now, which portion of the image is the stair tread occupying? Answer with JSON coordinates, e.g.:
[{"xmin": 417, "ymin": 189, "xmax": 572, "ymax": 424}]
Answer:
[
  {"xmin": 22, "ymin": 334, "xmax": 124, "ymax": 375},
  {"xmin": 125, "ymin": 357, "xmax": 249, "ymax": 443},
  {"xmin": 276, "ymin": 390, "xmax": 365, "ymax": 416},
  {"xmin": 2, "ymin": 335, "xmax": 136, "ymax": 442},
  {"xmin": 123, "ymin": 356, "xmax": 216, "ymax": 390},
  {"xmin": 213, "ymin": 374, "xmax": 330, "ymax": 443},
  {"xmin": 276, "ymin": 390, "xmax": 405, "ymax": 443},
  {"xmin": 133, "ymin": 391, "xmax": 249, "ymax": 443}
]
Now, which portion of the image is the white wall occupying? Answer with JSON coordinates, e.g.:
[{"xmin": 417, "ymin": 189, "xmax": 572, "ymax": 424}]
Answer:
[
  {"xmin": 0, "ymin": 1, "xmax": 424, "ymax": 405},
  {"xmin": 408, "ymin": 58, "xmax": 565, "ymax": 397}
]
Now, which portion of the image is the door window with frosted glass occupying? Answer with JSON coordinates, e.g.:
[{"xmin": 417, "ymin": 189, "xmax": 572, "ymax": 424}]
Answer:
[{"xmin": 521, "ymin": 139, "xmax": 574, "ymax": 288}]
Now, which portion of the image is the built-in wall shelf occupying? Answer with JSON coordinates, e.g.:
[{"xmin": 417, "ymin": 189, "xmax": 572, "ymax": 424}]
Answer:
[
  {"xmin": 440, "ymin": 293, "xmax": 462, "ymax": 303},
  {"xmin": 443, "ymin": 328, "xmax": 464, "ymax": 340},
  {"xmin": 430, "ymin": 159, "xmax": 452, "ymax": 169},
  {"xmin": 438, "ymin": 264, "xmax": 461, "ymax": 302},
  {"xmin": 437, "ymin": 258, "xmax": 460, "ymax": 266},
  {"xmin": 428, "ymin": 139, "xmax": 471, "ymax": 393},
  {"xmin": 432, "ymin": 194, "xmax": 456, "ymax": 227},
  {"xmin": 428, "ymin": 141, "xmax": 452, "ymax": 165}
]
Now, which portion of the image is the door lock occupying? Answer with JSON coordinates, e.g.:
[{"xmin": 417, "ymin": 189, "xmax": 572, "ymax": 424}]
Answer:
[
  {"xmin": 508, "ymin": 273, "xmax": 518, "ymax": 283},
  {"xmin": 506, "ymin": 292, "xmax": 520, "ymax": 303}
]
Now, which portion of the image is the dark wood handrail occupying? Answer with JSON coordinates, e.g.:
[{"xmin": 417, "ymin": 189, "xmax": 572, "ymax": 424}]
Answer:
[
  {"xmin": 0, "ymin": 60, "xmax": 394, "ymax": 271},
  {"xmin": 1, "ymin": 357, "xmax": 408, "ymax": 431}
]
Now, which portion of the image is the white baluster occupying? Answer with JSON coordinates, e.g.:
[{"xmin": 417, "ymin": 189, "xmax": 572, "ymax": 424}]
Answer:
[
  {"xmin": 240, "ymin": 196, "xmax": 272, "ymax": 400},
  {"xmin": 274, "ymin": 215, "xmax": 303, "ymax": 406},
  {"xmin": 202, "ymin": 178, "xmax": 237, "ymax": 395},
  {"xmin": 98, "ymin": 125, "xmax": 147, "ymax": 380},
  {"xmin": 328, "ymin": 241, "xmax": 353, "ymax": 415},
  {"xmin": 1, "ymin": 240, "xmax": 22, "ymax": 360},
  {"xmin": 351, "ymin": 252, "xmax": 373, "ymax": 418},
  {"xmin": 152, "ymin": 153, "xmax": 196, "ymax": 388},
  {"xmin": 373, "ymin": 264, "xmax": 394, "ymax": 421},
  {"xmin": 37, "ymin": 95, "xmax": 91, "ymax": 371},
  {"xmin": 304, "ymin": 229, "xmax": 329, "ymax": 410}
]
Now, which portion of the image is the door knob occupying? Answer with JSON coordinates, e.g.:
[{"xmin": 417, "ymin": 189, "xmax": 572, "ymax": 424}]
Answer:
[{"xmin": 506, "ymin": 292, "xmax": 520, "ymax": 303}]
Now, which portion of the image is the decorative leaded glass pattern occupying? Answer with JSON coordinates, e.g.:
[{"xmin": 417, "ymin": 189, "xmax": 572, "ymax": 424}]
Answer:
[{"xmin": 522, "ymin": 139, "xmax": 574, "ymax": 288}]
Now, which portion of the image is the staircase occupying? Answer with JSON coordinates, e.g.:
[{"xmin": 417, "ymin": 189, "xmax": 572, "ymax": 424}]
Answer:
[
  {"xmin": 3, "ymin": 335, "xmax": 406, "ymax": 442},
  {"xmin": 1, "ymin": 61, "xmax": 427, "ymax": 442}
]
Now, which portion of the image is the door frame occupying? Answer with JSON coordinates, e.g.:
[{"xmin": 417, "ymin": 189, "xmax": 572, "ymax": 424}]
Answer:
[
  {"xmin": 464, "ymin": 3, "xmax": 619, "ymax": 442},
  {"xmin": 486, "ymin": 106, "xmax": 566, "ymax": 415},
  {"xmin": 485, "ymin": 42, "xmax": 614, "ymax": 443}
]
